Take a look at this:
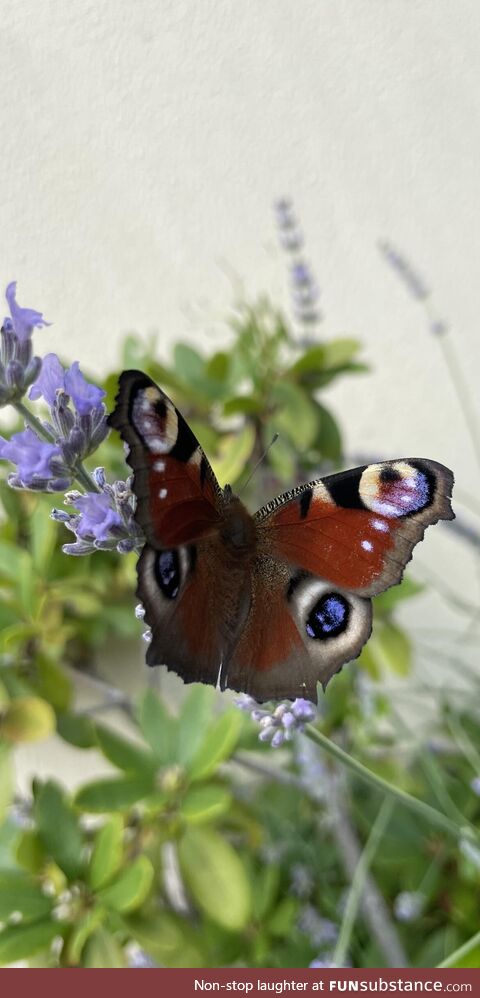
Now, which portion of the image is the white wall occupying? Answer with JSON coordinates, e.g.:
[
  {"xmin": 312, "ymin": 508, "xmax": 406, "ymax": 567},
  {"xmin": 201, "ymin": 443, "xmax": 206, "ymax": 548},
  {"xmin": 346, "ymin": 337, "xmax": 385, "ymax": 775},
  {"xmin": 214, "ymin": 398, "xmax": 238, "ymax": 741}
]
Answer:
[{"xmin": 1, "ymin": 1, "xmax": 479, "ymax": 638}]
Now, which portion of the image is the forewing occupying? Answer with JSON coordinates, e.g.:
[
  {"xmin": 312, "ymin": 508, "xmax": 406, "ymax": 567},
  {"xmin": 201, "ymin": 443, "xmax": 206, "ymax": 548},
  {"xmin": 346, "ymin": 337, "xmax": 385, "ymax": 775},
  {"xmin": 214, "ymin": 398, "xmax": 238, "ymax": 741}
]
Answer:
[
  {"xmin": 108, "ymin": 370, "xmax": 222, "ymax": 548},
  {"xmin": 255, "ymin": 459, "xmax": 454, "ymax": 597}
]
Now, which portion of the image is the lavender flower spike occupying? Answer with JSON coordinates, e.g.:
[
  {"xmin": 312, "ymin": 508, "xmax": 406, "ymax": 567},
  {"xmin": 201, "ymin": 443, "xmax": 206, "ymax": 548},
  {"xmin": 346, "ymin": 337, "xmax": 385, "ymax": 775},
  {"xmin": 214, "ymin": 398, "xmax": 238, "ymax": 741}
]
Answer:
[
  {"xmin": 0, "ymin": 428, "xmax": 64, "ymax": 485},
  {"xmin": 64, "ymin": 361, "xmax": 105, "ymax": 415},
  {"xmin": 235, "ymin": 694, "xmax": 317, "ymax": 748},
  {"xmin": 29, "ymin": 353, "xmax": 65, "ymax": 406},
  {"xmin": 4, "ymin": 282, "xmax": 50, "ymax": 342},
  {"xmin": 0, "ymin": 282, "xmax": 46, "ymax": 405},
  {"xmin": 55, "ymin": 469, "xmax": 144, "ymax": 556},
  {"xmin": 73, "ymin": 492, "xmax": 123, "ymax": 542},
  {"xmin": 29, "ymin": 353, "xmax": 108, "ymax": 464}
]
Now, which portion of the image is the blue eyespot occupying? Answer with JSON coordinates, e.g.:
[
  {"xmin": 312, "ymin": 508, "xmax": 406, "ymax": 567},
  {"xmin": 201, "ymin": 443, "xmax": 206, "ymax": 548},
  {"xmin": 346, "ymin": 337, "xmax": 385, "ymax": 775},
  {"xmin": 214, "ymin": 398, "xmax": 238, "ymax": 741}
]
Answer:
[
  {"xmin": 155, "ymin": 549, "xmax": 180, "ymax": 599},
  {"xmin": 305, "ymin": 593, "xmax": 349, "ymax": 640}
]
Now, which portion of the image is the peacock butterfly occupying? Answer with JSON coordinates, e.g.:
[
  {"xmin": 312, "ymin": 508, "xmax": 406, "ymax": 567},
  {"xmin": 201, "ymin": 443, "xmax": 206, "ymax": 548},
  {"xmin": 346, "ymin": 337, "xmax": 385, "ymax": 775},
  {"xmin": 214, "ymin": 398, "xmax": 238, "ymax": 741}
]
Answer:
[{"xmin": 108, "ymin": 370, "xmax": 454, "ymax": 703}]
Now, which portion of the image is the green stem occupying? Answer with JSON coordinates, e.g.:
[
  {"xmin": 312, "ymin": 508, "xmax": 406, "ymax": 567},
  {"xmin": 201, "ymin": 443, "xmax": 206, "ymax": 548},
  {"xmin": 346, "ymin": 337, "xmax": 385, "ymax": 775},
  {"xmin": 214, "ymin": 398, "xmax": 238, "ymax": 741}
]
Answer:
[
  {"xmin": 438, "ymin": 333, "xmax": 480, "ymax": 474},
  {"xmin": 437, "ymin": 929, "xmax": 480, "ymax": 969},
  {"xmin": 447, "ymin": 714, "xmax": 480, "ymax": 774},
  {"xmin": 13, "ymin": 401, "xmax": 100, "ymax": 493},
  {"xmin": 14, "ymin": 400, "xmax": 54, "ymax": 443},
  {"xmin": 72, "ymin": 461, "xmax": 100, "ymax": 493},
  {"xmin": 333, "ymin": 798, "xmax": 394, "ymax": 967},
  {"xmin": 305, "ymin": 725, "xmax": 467, "ymax": 842}
]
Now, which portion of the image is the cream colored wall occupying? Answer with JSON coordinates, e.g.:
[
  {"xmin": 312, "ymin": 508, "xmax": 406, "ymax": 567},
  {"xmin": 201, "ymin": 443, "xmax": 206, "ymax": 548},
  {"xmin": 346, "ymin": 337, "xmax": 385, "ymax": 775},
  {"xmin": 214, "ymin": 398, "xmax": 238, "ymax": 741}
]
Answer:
[{"xmin": 1, "ymin": 2, "xmax": 479, "ymax": 769}]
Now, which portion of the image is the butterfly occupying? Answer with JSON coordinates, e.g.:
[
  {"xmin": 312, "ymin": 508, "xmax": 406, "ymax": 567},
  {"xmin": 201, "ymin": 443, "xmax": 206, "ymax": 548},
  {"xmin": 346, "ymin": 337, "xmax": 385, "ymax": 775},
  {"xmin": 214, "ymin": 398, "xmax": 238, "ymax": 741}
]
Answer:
[{"xmin": 108, "ymin": 370, "xmax": 454, "ymax": 703}]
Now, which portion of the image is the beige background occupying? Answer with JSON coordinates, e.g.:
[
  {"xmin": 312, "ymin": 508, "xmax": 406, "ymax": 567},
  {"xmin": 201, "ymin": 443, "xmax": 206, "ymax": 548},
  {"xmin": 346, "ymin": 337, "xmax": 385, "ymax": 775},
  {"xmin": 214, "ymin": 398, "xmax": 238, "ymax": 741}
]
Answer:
[{"xmin": 1, "ymin": 2, "xmax": 479, "ymax": 781}]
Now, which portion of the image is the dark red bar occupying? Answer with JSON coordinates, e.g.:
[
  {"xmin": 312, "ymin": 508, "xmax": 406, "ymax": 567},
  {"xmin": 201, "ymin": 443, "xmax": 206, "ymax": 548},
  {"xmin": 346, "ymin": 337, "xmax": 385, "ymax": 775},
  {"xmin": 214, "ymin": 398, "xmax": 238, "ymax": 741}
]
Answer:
[{"xmin": 0, "ymin": 968, "xmax": 478, "ymax": 996}]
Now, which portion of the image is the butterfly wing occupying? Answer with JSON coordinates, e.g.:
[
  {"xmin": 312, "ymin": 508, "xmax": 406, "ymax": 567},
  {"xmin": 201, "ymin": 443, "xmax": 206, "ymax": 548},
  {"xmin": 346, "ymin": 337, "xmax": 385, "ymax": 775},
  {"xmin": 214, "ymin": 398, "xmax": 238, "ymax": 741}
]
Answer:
[
  {"xmin": 255, "ymin": 459, "xmax": 454, "ymax": 596},
  {"xmin": 223, "ymin": 458, "xmax": 454, "ymax": 702},
  {"xmin": 220, "ymin": 554, "xmax": 372, "ymax": 702},
  {"xmin": 109, "ymin": 372, "xmax": 249, "ymax": 689},
  {"xmin": 108, "ymin": 370, "xmax": 223, "ymax": 547},
  {"xmin": 108, "ymin": 374, "xmax": 454, "ymax": 705}
]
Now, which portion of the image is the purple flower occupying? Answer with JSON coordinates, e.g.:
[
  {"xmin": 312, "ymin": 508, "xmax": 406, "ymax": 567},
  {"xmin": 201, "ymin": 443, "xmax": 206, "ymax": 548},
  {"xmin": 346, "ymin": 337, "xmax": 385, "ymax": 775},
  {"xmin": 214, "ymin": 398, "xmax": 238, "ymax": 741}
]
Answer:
[
  {"xmin": 73, "ymin": 492, "xmax": 123, "ymax": 542},
  {"xmin": 274, "ymin": 198, "xmax": 322, "ymax": 336},
  {"xmin": 0, "ymin": 427, "xmax": 61, "ymax": 482},
  {"xmin": 3, "ymin": 282, "xmax": 50, "ymax": 342},
  {"xmin": 235, "ymin": 695, "xmax": 317, "ymax": 747},
  {"xmin": 29, "ymin": 353, "xmax": 65, "ymax": 406},
  {"xmin": 29, "ymin": 355, "xmax": 105, "ymax": 416},
  {"xmin": 53, "ymin": 470, "xmax": 144, "ymax": 556},
  {"xmin": 64, "ymin": 361, "xmax": 105, "ymax": 415}
]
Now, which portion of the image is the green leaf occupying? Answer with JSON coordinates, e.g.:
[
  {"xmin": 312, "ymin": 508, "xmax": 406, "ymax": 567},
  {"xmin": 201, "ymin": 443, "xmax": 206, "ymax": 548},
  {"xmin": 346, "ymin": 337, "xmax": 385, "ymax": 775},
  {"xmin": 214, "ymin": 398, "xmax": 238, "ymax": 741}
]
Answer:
[
  {"xmin": 34, "ymin": 657, "xmax": 72, "ymax": 712},
  {"xmin": 0, "ymin": 872, "xmax": 53, "ymax": 921},
  {"xmin": 95, "ymin": 723, "xmax": 156, "ymax": 774},
  {"xmin": 222, "ymin": 395, "xmax": 262, "ymax": 416},
  {"xmin": 66, "ymin": 906, "xmax": 105, "ymax": 965},
  {"xmin": 74, "ymin": 775, "xmax": 154, "ymax": 813},
  {"xmin": 322, "ymin": 337, "xmax": 361, "ymax": 368},
  {"xmin": 0, "ymin": 916, "xmax": 62, "ymax": 967},
  {"xmin": 290, "ymin": 345, "xmax": 327, "ymax": 376},
  {"xmin": 0, "ymin": 540, "xmax": 23, "ymax": 583},
  {"xmin": 0, "ymin": 696, "xmax": 55, "ymax": 744},
  {"xmin": 315, "ymin": 403, "xmax": 342, "ymax": 461},
  {"xmin": 251, "ymin": 863, "xmax": 280, "ymax": 921},
  {"xmin": 97, "ymin": 856, "xmax": 154, "ymax": 913},
  {"xmin": 127, "ymin": 912, "xmax": 206, "ymax": 968},
  {"xmin": 271, "ymin": 382, "xmax": 320, "ymax": 449},
  {"xmin": 82, "ymin": 927, "xmax": 126, "ymax": 968},
  {"xmin": 88, "ymin": 815, "xmax": 124, "ymax": 891},
  {"xmin": 268, "ymin": 897, "xmax": 298, "ymax": 937},
  {"xmin": 209, "ymin": 424, "xmax": 256, "ymax": 487},
  {"xmin": 57, "ymin": 711, "xmax": 97, "ymax": 749},
  {"xmin": 15, "ymin": 832, "xmax": 46, "ymax": 875},
  {"xmin": 35, "ymin": 781, "xmax": 84, "ymax": 880},
  {"xmin": 206, "ymin": 351, "xmax": 230, "ymax": 382},
  {"xmin": 179, "ymin": 826, "xmax": 251, "ymax": 931},
  {"xmin": 136, "ymin": 689, "xmax": 175, "ymax": 764},
  {"xmin": 174, "ymin": 343, "xmax": 205, "ymax": 384},
  {"xmin": 180, "ymin": 784, "xmax": 231, "ymax": 824},
  {"xmin": 177, "ymin": 685, "xmax": 215, "ymax": 766},
  {"xmin": 0, "ymin": 744, "xmax": 13, "ymax": 825},
  {"xmin": 30, "ymin": 502, "xmax": 57, "ymax": 575},
  {"xmin": 188, "ymin": 709, "xmax": 243, "ymax": 781}
]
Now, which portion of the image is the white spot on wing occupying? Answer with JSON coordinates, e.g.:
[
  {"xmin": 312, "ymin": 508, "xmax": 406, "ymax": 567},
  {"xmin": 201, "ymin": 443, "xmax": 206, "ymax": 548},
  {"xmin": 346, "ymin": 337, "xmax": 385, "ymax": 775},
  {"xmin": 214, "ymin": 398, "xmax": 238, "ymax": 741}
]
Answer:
[
  {"xmin": 154, "ymin": 460, "xmax": 166, "ymax": 472},
  {"xmin": 372, "ymin": 518, "xmax": 389, "ymax": 532},
  {"xmin": 361, "ymin": 539, "xmax": 373, "ymax": 552},
  {"xmin": 150, "ymin": 437, "xmax": 169, "ymax": 453},
  {"xmin": 158, "ymin": 488, "xmax": 168, "ymax": 499}
]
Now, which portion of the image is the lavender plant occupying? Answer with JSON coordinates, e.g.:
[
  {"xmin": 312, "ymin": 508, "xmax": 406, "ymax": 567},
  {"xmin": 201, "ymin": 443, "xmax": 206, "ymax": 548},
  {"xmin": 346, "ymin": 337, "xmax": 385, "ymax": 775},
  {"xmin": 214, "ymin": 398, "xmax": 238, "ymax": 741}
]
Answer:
[{"xmin": 0, "ymin": 206, "xmax": 479, "ymax": 970}]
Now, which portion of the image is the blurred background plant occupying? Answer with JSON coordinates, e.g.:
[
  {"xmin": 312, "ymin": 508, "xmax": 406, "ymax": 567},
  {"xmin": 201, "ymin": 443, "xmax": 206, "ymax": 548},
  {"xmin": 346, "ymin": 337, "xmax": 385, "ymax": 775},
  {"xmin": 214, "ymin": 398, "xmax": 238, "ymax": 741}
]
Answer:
[{"xmin": 0, "ymin": 201, "xmax": 479, "ymax": 970}]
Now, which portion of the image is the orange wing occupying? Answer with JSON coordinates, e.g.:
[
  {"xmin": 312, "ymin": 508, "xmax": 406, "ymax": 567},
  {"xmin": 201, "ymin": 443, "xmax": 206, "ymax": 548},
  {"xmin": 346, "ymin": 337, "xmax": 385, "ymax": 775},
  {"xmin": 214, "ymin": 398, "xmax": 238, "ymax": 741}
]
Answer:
[
  {"xmin": 256, "ymin": 459, "xmax": 454, "ymax": 597},
  {"xmin": 109, "ymin": 371, "xmax": 222, "ymax": 548}
]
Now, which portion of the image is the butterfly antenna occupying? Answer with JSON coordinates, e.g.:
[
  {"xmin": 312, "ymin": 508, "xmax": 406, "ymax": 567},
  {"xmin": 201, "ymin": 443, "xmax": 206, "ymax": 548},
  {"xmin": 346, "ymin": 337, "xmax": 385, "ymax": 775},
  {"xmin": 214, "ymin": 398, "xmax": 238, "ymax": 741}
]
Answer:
[{"xmin": 239, "ymin": 433, "xmax": 279, "ymax": 495}]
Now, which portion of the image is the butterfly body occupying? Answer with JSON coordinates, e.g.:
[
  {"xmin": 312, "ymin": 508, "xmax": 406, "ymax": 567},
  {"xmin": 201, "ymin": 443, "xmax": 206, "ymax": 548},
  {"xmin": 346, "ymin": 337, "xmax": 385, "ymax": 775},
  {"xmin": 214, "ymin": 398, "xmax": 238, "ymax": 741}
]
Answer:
[{"xmin": 109, "ymin": 370, "xmax": 454, "ymax": 703}]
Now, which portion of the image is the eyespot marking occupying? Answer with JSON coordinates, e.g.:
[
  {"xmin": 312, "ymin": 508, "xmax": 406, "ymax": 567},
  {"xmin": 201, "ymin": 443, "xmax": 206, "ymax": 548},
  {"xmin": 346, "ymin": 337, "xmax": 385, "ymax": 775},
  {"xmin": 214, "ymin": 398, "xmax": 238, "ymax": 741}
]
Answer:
[
  {"xmin": 305, "ymin": 593, "xmax": 350, "ymax": 640},
  {"xmin": 155, "ymin": 549, "xmax": 180, "ymax": 599},
  {"xmin": 360, "ymin": 463, "xmax": 431, "ymax": 517}
]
